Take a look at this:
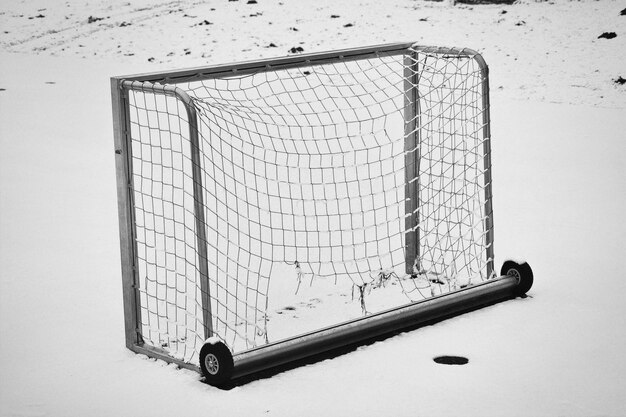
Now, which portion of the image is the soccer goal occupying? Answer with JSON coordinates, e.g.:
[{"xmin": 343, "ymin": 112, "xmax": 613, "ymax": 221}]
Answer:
[{"xmin": 112, "ymin": 42, "xmax": 533, "ymax": 386}]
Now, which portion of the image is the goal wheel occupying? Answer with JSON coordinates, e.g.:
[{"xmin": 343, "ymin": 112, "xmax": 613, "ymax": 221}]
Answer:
[
  {"xmin": 199, "ymin": 341, "xmax": 234, "ymax": 386},
  {"xmin": 501, "ymin": 260, "xmax": 533, "ymax": 297}
]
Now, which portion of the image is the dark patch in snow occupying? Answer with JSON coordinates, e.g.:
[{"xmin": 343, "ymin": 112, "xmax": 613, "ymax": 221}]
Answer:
[
  {"xmin": 343, "ymin": 23, "xmax": 354, "ymax": 28},
  {"xmin": 501, "ymin": 9, "xmax": 508, "ymax": 14},
  {"xmin": 250, "ymin": 12, "xmax": 263, "ymax": 17},
  {"xmin": 28, "ymin": 14, "xmax": 45, "ymax": 19},
  {"xmin": 283, "ymin": 306, "xmax": 296, "ymax": 311},
  {"xmin": 456, "ymin": 0, "xmax": 516, "ymax": 3},
  {"xmin": 515, "ymin": 20, "xmax": 526, "ymax": 26},
  {"xmin": 44, "ymin": 81, "xmax": 56, "ymax": 84},
  {"xmin": 247, "ymin": 0, "xmax": 258, "ymax": 3},
  {"xmin": 331, "ymin": 14, "xmax": 340, "ymax": 18},
  {"xmin": 148, "ymin": 57, "xmax": 155, "ymax": 62},
  {"xmin": 620, "ymin": 8, "xmax": 626, "ymax": 16},
  {"xmin": 303, "ymin": 71, "xmax": 311, "ymax": 75},
  {"xmin": 267, "ymin": 43, "xmax": 277, "ymax": 47},
  {"xmin": 0, "ymin": 88, "xmax": 6, "ymax": 91},
  {"xmin": 289, "ymin": 27, "xmax": 298, "ymax": 31},
  {"xmin": 614, "ymin": 76, "xmax": 626, "ymax": 85},
  {"xmin": 183, "ymin": 14, "xmax": 198, "ymax": 18},
  {"xmin": 598, "ymin": 32, "xmax": 617, "ymax": 39},
  {"xmin": 119, "ymin": 21, "xmax": 131, "ymax": 27},
  {"xmin": 87, "ymin": 16, "xmax": 104, "ymax": 24},
  {"xmin": 419, "ymin": 17, "xmax": 428, "ymax": 22},
  {"xmin": 289, "ymin": 46, "xmax": 304, "ymax": 53},
  {"xmin": 198, "ymin": 20, "xmax": 213, "ymax": 25},
  {"xmin": 433, "ymin": 356, "xmax": 469, "ymax": 365}
]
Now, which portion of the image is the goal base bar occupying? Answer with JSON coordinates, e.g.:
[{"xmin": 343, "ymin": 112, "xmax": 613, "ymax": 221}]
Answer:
[
  {"xmin": 125, "ymin": 273, "xmax": 526, "ymax": 382},
  {"xmin": 229, "ymin": 273, "xmax": 522, "ymax": 380}
]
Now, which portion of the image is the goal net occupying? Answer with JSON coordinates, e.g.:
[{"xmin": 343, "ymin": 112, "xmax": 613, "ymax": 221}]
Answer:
[{"xmin": 114, "ymin": 43, "xmax": 494, "ymax": 365}]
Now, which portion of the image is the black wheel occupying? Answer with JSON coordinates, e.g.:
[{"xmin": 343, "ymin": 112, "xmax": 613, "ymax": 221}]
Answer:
[
  {"xmin": 501, "ymin": 260, "xmax": 534, "ymax": 297},
  {"xmin": 199, "ymin": 341, "xmax": 234, "ymax": 386}
]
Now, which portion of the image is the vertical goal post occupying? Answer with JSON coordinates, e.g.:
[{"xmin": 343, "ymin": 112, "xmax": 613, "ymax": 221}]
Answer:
[{"xmin": 112, "ymin": 42, "xmax": 532, "ymax": 384}]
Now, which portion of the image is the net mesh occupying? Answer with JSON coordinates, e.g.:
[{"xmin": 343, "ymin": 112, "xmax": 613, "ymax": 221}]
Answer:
[{"xmin": 122, "ymin": 44, "xmax": 494, "ymax": 363}]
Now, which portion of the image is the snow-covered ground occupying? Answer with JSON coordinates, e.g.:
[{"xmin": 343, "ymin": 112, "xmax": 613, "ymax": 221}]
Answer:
[{"xmin": 1, "ymin": 1, "xmax": 625, "ymax": 416}]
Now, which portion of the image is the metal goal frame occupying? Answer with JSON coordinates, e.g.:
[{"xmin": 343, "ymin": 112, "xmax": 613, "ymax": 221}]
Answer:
[{"xmin": 112, "ymin": 42, "xmax": 529, "ymax": 382}]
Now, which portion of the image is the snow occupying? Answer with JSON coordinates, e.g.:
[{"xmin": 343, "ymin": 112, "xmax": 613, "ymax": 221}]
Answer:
[
  {"xmin": 204, "ymin": 336, "xmax": 223, "ymax": 345},
  {"xmin": 1, "ymin": 0, "xmax": 625, "ymax": 416}
]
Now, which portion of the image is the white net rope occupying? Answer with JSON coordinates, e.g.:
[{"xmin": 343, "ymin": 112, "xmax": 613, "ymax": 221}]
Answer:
[{"xmin": 125, "ymin": 45, "xmax": 493, "ymax": 362}]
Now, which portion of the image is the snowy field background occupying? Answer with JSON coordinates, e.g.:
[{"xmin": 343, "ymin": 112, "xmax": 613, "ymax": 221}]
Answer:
[{"xmin": 1, "ymin": 1, "xmax": 625, "ymax": 416}]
